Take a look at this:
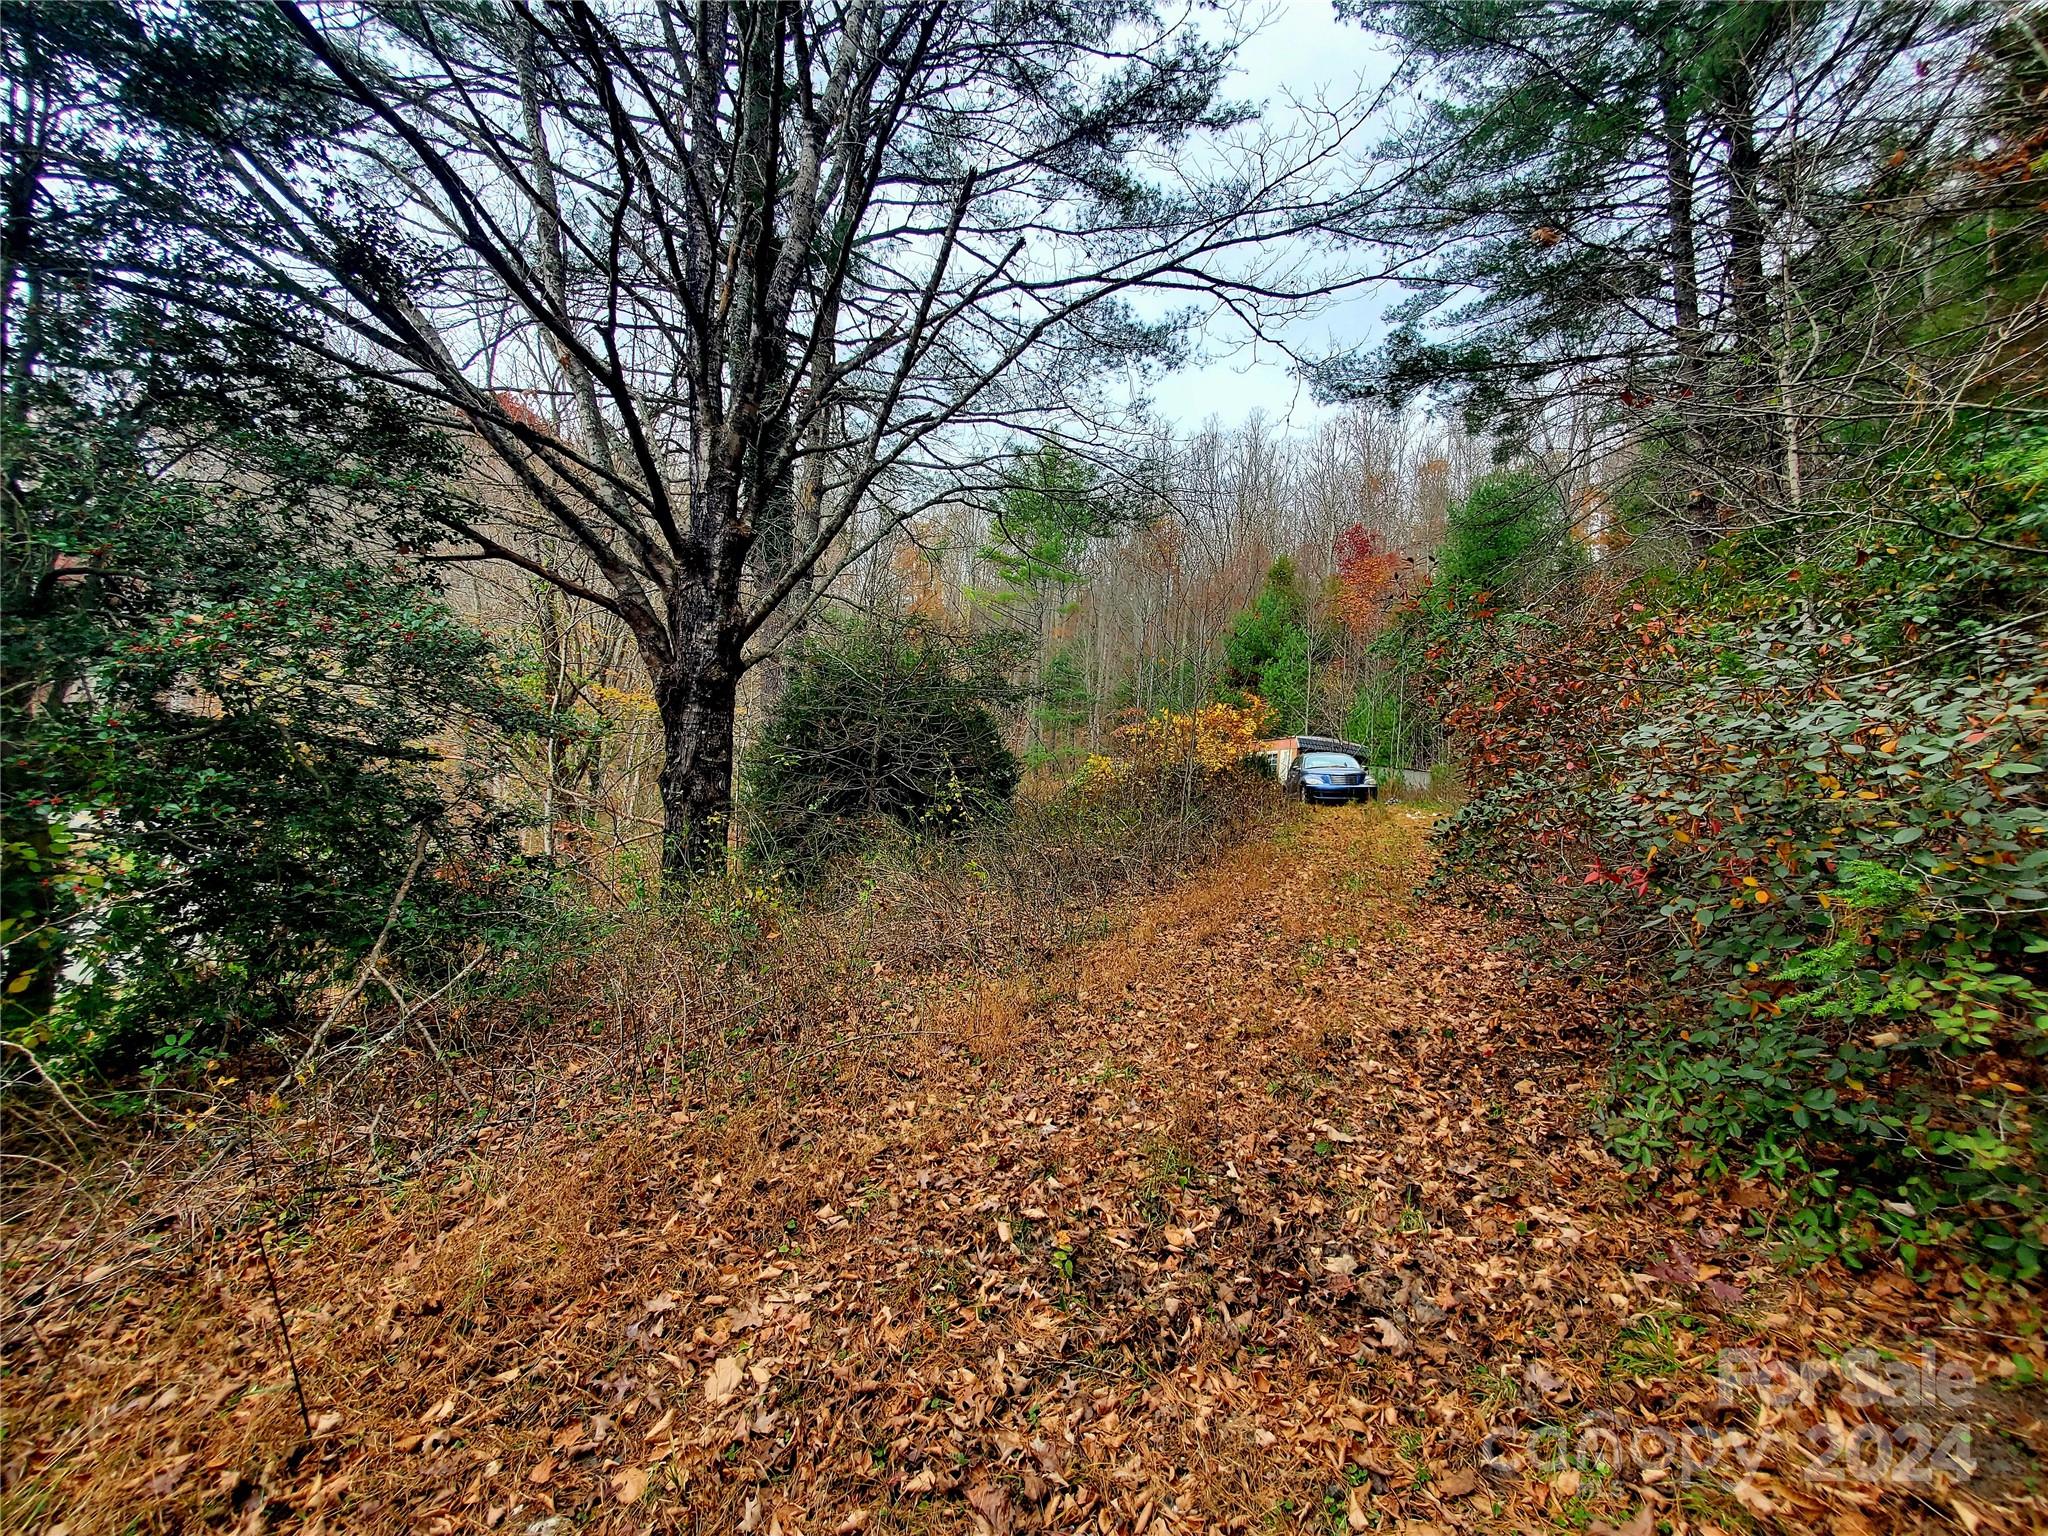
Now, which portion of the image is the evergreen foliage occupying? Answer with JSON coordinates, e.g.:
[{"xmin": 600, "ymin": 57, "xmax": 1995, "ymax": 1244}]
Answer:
[
  {"xmin": 1220, "ymin": 558, "xmax": 1306, "ymax": 690},
  {"xmin": 745, "ymin": 618, "xmax": 1024, "ymax": 875},
  {"xmin": 977, "ymin": 446, "xmax": 1117, "ymax": 610},
  {"xmin": 1, "ymin": 4, "xmax": 550, "ymax": 1077},
  {"xmin": 1030, "ymin": 644, "xmax": 1092, "ymax": 769},
  {"xmin": 1438, "ymin": 468, "xmax": 1575, "ymax": 598}
]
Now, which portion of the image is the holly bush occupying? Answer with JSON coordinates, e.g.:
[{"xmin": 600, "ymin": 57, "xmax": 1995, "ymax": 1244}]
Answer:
[{"xmin": 1418, "ymin": 443, "xmax": 2048, "ymax": 1282}]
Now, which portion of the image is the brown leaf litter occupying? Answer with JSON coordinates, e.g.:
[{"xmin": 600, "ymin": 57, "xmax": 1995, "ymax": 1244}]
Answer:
[{"xmin": 4, "ymin": 807, "xmax": 2043, "ymax": 1534}]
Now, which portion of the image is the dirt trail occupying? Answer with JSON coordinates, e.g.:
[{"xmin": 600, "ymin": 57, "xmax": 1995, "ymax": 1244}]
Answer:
[{"xmin": 7, "ymin": 808, "xmax": 2041, "ymax": 1534}]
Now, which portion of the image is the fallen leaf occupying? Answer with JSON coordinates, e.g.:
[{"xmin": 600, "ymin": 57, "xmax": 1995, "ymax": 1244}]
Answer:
[
  {"xmin": 527, "ymin": 1456, "xmax": 555, "ymax": 1486},
  {"xmin": 611, "ymin": 1466, "xmax": 649, "ymax": 1504},
  {"xmin": 146, "ymin": 1455, "xmax": 194, "ymax": 1497},
  {"xmin": 1645, "ymin": 1247, "xmax": 1698, "ymax": 1285},
  {"xmin": 1704, "ymin": 1276, "xmax": 1747, "ymax": 1307},
  {"xmin": 706, "ymin": 1355, "xmax": 744, "ymax": 1404},
  {"xmin": 1434, "ymin": 1466, "xmax": 1478, "ymax": 1498},
  {"xmin": 1731, "ymin": 1478, "xmax": 1776, "ymax": 1515},
  {"xmin": 965, "ymin": 1477, "xmax": 1015, "ymax": 1533}
]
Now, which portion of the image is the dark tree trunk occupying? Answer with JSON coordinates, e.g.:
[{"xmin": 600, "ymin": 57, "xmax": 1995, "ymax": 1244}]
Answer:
[
  {"xmin": 1658, "ymin": 59, "xmax": 1717, "ymax": 550},
  {"xmin": 1720, "ymin": 60, "xmax": 1768, "ymax": 371},
  {"xmin": 1657, "ymin": 65, "xmax": 1703, "ymax": 392},
  {"xmin": 744, "ymin": 406, "xmax": 830, "ymax": 727},
  {"xmin": 652, "ymin": 618, "xmax": 741, "ymax": 880},
  {"xmin": 1713, "ymin": 7, "xmax": 1787, "ymax": 418},
  {"xmin": 1712, "ymin": 12, "xmax": 1786, "ymax": 512}
]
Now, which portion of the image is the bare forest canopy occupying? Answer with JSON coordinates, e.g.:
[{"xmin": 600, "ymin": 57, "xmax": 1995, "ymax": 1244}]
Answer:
[{"xmin": 4, "ymin": 0, "xmax": 2047, "ymax": 1286}]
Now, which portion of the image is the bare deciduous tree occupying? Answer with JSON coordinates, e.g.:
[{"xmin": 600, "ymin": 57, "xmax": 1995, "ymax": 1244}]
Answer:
[{"xmin": 107, "ymin": 0, "xmax": 1375, "ymax": 873}]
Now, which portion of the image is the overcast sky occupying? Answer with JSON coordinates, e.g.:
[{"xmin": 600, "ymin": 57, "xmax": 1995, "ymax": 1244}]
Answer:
[{"xmin": 1146, "ymin": 0, "xmax": 1401, "ymax": 433}]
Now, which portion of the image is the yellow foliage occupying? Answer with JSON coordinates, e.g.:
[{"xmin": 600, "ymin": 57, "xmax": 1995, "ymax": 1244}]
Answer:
[
  {"xmin": 586, "ymin": 682, "xmax": 658, "ymax": 718},
  {"xmin": 1079, "ymin": 696, "xmax": 1273, "ymax": 791}
]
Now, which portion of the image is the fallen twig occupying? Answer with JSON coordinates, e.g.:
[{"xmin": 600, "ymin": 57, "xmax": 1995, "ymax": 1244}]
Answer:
[
  {"xmin": 257, "ymin": 1228, "xmax": 314, "ymax": 1440},
  {"xmin": 281, "ymin": 827, "xmax": 432, "ymax": 1089}
]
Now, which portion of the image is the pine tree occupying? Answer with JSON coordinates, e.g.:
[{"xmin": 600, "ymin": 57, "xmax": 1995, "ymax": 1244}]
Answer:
[{"xmin": 1323, "ymin": 1, "xmax": 2014, "ymax": 536}]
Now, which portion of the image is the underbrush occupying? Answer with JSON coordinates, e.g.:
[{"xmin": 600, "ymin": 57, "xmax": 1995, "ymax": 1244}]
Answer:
[
  {"xmin": 0, "ymin": 770, "xmax": 1281, "ymax": 1304},
  {"xmin": 1418, "ymin": 442, "xmax": 2048, "ymax": 1285},
  {"xmin": 534, "ymin": 770, "xmax": 1280, "ymax": 1115}
]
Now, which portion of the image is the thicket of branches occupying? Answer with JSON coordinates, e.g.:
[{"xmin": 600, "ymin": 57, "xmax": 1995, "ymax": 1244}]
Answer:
[{"xmin": 14, "ymin": 0, "xmax": 1387, "ymax": 877}]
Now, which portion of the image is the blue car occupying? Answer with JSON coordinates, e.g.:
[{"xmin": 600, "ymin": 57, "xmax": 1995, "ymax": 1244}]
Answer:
[{"xmin": 1289, "ymin": 749, "xmax": 1378, "ymax": 805}]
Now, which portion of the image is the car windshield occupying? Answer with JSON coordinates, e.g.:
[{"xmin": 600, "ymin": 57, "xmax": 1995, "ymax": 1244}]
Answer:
[{"xmin": 1300, "ymin": 752, "xmax": 1359, "ymax": 770}]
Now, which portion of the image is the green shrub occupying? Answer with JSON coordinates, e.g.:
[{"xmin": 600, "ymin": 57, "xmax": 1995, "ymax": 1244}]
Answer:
[
  {"xmin": 745, "ymin": 616, "xmax": 1023, "ymax": 874},
  {"xmin": 1420, "ymin": 472, "xmax": 2048, "ymax": 1282},
  {"xmin": 1439, "ymin": 468, "xmax": 1577, "ymax": 599},
  {"xmin": 1, "ymin": 377, "xmax": 552, "ymax": 1083},
  {"xmin": 1221, "ymin": 558, "xmax": 1307, "ymax": 688},
  {"xmin": 1596, "ymin": 632, "xmax": 2048, "ymax": 1280}
]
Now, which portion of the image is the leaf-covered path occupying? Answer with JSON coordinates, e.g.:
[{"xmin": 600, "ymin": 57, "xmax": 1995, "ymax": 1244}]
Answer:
[{"xmin": 9, "ymin": 808, "xmax": 2043, "ymax": 1534}]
